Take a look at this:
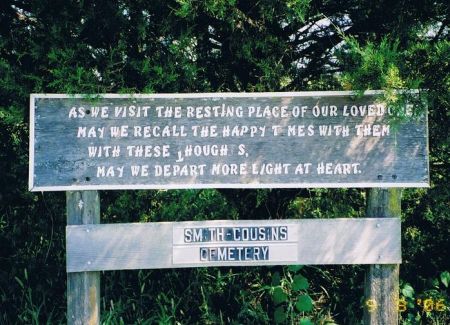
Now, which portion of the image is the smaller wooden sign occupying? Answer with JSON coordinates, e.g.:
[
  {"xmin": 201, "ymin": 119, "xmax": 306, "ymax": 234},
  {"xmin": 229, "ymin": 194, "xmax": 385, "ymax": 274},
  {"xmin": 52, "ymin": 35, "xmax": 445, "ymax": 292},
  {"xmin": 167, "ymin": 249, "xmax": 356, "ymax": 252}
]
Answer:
[
  {"xmin": 66, "ymin": 218, "xmax": 401, "ymax": 272},
  {"xmin": 173, "ymin": 223, "xmax": 299, "ymax": 264}
]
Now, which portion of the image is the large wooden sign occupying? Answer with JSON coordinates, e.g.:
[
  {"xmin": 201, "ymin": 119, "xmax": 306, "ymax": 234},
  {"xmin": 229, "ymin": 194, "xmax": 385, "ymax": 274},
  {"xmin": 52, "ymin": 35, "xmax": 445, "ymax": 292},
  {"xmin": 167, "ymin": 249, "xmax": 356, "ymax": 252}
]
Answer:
[
  {"xmin": 29, "ymin": 91, "xmax": 429, "ymax": 191},
  {"xmin": 66, "ymin": 218, "xmax": 401, "ymax": 272}
]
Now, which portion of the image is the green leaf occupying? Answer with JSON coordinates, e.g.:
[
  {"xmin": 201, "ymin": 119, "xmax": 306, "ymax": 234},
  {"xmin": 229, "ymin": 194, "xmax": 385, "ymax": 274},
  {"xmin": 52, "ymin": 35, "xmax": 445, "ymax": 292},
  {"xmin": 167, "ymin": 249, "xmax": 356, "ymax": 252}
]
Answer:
[
  {"xmin": 295, "ymin": 294, "xmax": 314, "ymax": 312},
  {"xmin": 272, "ymin": 271, "xmax": 281, "ymax": 286},
  {"xmin": 272, "ymin": 286, "xmax": 288, "ymax": 305},
  {"xmin": 299, "ymin": 318, "xmax": 314, "ymax": 325},
  {"xmin": 288, "ymin": 265, "xmax": 304, "ymax": 273},
  {"xmin": 440, "ymin": 271, "xmax": 450, "ymax": 288},
  {"xmin": 274, "ymin": 306, "xmax": 286, "ymax": 324},
  {"xmin": 401, "ymin": 284, "xmax": 415, "ymax": 298},
  {"xmin": 14, "ymin": 276, "xmax": 24, "ymax": 289},
  {"xmin": 292, "ymin": 274, "xmax": 309, "ymax": 291}
]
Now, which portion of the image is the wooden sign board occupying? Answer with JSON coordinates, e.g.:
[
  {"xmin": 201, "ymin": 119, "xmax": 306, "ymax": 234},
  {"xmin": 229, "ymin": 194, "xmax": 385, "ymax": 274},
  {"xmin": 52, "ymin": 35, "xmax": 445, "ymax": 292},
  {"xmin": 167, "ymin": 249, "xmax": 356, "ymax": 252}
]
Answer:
[
  {"xmin": 30, "ymin": 91, "xmax": 429, "ymax": 191},
  {"xmin": 66, "ymin": 218, "xmax": 401, "ymax": 272}
]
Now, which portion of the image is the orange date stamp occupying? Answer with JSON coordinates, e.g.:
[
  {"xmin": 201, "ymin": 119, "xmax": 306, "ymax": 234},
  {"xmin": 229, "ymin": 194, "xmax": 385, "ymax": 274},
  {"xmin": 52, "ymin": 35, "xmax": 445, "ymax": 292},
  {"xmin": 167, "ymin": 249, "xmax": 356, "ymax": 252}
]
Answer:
[{"xmin": 364, "ymin": 297, "xmax": 448, "ymax": 312}]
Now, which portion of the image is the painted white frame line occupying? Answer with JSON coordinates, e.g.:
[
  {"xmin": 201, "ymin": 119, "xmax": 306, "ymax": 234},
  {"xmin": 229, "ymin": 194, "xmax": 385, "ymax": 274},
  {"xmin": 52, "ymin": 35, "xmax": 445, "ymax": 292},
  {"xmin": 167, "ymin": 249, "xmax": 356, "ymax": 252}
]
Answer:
[
  {"xmin": 29, "ymin": 94, "xmax": 36, "ymax": 191},
  {"xmin": 32, "ymin": 183, "xmax": 428, "ymax": 192},
  {"xmin": 29, "ymin": 90, "xmax": 428, "ymax": 191}
]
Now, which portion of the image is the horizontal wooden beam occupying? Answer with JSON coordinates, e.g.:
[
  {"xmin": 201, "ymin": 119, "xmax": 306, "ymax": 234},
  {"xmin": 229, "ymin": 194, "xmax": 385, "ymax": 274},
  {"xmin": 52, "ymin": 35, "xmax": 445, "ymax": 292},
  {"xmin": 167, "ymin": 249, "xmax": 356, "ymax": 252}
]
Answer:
[
  {"xmin": 30, "ymin": 91, "xmax": 429, "ymax": 191},
  {"xmin": 66, "ymin": 218, "xmax": 401, "ymax": 272}
]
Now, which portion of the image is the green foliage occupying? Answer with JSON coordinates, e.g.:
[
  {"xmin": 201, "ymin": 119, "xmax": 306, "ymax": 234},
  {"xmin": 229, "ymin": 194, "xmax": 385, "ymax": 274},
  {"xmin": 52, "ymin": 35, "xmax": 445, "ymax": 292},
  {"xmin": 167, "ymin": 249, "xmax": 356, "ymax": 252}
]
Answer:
[
  {"xmin": 338, "ymin": 35, "xmax": 427, "ymax": 125},
  {"xmin": 441, "ymin": 271, "xmax": 450, "ymax": 288},
  {"xmin": 259, "ymin": 265, "xmax": 331, "ymax": 323},
  {"xmin": 272, "ymin": 286, "xmax": 289, "ymax": 304},
  {"xmin": 274, "ymin": 306, "xmax": 286, "ymax": 324},
  {"xmin": 402, "ymin": 283, "xmax": 415, "ymax": 299},
  {"xmin": 292, "ymin": 274, "xmax": 309, "ymax": 291},
  {"xmin": 296, "ymin": 294, "xmax": 314, "ymax": 312},
  {"xmin": 299, "ymin": 318, "xmax": 314, "ymax": 325},
  {"xmin": 0, "ymin": 0, "xmax": 448, "ymax": 324},
  {"xmin": 339, "ymin": 36, "xmax": 404, "ymax": 90},
  {"xmin": 286, "ymin": 0, "xmax": 310, "ymax": 23},
  {"xmin": 398, "ymin": 273, "xmax": 450, "ymax": 324}
]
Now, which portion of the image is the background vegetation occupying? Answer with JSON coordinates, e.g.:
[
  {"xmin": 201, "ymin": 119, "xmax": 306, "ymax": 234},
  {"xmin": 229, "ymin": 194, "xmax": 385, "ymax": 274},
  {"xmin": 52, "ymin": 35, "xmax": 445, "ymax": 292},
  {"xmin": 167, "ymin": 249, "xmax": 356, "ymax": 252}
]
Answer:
[{"xmin": 0, "ymin": 0, "xmax": 448, "ymax": 324}]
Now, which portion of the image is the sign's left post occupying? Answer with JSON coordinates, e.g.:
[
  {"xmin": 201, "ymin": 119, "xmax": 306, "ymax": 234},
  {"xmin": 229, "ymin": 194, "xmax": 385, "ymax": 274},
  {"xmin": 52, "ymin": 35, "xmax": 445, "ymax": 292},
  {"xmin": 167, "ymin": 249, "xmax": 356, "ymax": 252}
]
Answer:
[{"xmin": 66, "ymin": 191, "xmax": 100, "ymax": 325}]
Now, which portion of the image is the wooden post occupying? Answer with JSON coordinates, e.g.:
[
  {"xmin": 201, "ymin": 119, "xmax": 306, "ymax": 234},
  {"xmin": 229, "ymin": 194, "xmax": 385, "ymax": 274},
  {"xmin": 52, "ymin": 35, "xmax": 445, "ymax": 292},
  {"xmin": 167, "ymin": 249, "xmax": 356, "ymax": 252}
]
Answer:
[
  {"xmin": 66, "ymin": 191, "xmax": 100, "ymax": 325},
  {"xmin": 364, "ymin": 188, "xmax": 401, "ymax": 324}
]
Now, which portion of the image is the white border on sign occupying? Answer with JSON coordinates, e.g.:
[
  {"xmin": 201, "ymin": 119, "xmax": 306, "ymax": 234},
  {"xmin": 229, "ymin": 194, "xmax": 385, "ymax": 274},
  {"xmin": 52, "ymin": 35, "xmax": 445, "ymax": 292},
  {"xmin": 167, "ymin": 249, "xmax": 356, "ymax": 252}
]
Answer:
[
  {"xmin": 29, "ymin": 94, "xmax": 36, "ymax": 191},
  {"xmin": 31, "ymin": 182, "xmax": 428, "ymax": 192}
]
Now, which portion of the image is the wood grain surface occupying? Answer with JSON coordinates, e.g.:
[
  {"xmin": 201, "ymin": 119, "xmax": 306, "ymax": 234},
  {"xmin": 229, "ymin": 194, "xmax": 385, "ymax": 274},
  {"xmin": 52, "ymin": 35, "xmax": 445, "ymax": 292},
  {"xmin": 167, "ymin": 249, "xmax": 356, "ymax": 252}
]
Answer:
[
  {"xmin": 30, "ymin": 92, "xmax": 429, "ymax": 191},
  {"xmin": 66, "ymin": 218, "xmax": 401, "ymax": 272}
]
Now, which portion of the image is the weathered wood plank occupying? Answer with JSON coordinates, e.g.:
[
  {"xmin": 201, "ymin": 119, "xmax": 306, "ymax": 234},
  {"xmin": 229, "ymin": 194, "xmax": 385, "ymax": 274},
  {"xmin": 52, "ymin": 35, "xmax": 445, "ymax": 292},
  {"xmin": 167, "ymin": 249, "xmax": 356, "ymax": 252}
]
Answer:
[
  {"xmin": 66, "ymin": 218, "xmax": 401, "ymax": 272},
  {"xmin": 66, "ymin": 191, "xmax": 100, "ymax": 325},
  {"xmin": 30, "ymin": 91, "xmax": 429, "ymax": 191},
  {"xmin": 364, "ymin": 189, "xmax": 401, "ymax": 325}
]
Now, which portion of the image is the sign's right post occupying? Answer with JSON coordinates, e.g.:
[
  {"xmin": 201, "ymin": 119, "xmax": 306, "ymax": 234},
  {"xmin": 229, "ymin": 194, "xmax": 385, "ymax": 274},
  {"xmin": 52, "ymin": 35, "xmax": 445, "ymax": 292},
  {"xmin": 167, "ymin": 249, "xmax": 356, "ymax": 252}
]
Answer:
[{"xmin": 364, "ymin": 188, "xmax": 401, "ymax": 324}]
